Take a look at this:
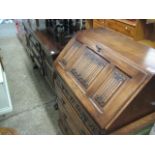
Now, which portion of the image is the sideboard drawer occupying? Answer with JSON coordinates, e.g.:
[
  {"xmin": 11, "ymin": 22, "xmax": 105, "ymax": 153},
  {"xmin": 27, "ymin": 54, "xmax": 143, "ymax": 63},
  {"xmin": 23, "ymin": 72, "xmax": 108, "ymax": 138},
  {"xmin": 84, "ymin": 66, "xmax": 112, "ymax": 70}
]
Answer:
[
  {"xmin": 93, "ymin": 19, "xmax": 105, "ymax": 28},
  {"xmin": 105, "ymin": 20, "xmax": 135, "ymax": 37},
  {"xmin": 44, "ymin": 59, "xmax": 54, "ymax": 87}
]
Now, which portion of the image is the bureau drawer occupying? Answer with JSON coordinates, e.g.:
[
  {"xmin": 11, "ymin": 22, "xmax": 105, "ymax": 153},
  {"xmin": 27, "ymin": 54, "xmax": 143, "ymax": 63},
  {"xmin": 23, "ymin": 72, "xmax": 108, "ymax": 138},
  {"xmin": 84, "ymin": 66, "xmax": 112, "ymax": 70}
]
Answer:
[
  {"xmin": 105, "ymin": 20, "xmax": 135, "ymax": 37},
  {"xmin": 57, "ymin": 97, "xmax": 89, "ymax": 135},
  {"xmin": 55, "ymin": 74, "xmax": 104, "ymax": 134},
  {"xmin": 55, "ymin": 80, "xmax": 90, "ymax": 134}
]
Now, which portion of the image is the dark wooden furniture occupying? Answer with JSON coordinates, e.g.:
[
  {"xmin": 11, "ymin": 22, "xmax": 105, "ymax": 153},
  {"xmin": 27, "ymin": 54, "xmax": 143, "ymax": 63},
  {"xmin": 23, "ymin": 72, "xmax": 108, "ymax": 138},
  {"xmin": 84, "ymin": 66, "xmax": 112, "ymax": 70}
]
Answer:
[
  {"xmin": 17, "ymin": 19, "xmax": 86, "ymax": 89},
  {"xmin": 92, "ymin": 19, "xmax": 155, "ymax": 42},
  {"xmin": 93, "ymin": 20, "xmax": 137, "ymax": 38},
  {"xmin": 54, "ymin": 28, "xmax": 155, "ymax": 134},
  {"xmin": 17, "ymin": 20, "xmax": 62, "ymax": 88}
]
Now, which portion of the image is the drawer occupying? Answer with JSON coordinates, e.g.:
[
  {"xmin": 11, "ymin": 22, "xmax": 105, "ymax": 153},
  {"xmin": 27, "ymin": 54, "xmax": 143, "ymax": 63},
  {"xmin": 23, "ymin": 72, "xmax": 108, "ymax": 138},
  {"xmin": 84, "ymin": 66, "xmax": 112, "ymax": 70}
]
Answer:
[
  {"xmin": 33, "ymin": 57, "xmax": 44, "ymax": 75},
  {"xmin": 30, "ymin": 41, "xmax": 41, "ymax": 58},
  {"xmin": 58, "ymin": 111, "xmax": 73, "ymax": 135},
  {"xmin": 58, "ymin": 98, "xmax": 86, "ymax": 135},
  {"xmin": 25, "ymin": 46, "xmax": 33, "ymax": 57},
  {"xmin": 44, "ymin": 59, "xmax": 54, "ymax": 87},
  {"xmin": 105, "ymin": 20, "xmax": 135, "ymax": 37},
  {"xmin": 29, "ymin": 35, "xmax": 40, "ymax": 50},
  {"xmin": 93, "ymin": 20, "xmax": 105, "ymax": 28},
  {"xmin": 56, "ymin": 90, "xmax": 90, "ymax": 135},
  {"xmin": 29, "ymin": 34, "xmax": 43, "ymax": 57},
  {"xmin": 55, "ymin": 74, "xmax": 104, "ymax": 134}
]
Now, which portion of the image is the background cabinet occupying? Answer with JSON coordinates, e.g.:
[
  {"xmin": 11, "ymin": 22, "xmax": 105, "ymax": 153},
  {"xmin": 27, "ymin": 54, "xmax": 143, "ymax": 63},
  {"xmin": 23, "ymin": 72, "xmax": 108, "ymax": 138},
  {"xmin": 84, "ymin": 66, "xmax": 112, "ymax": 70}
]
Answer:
[
  {"xmin": 92, "ymin": 19, "xmax": 155, "ymax": 47},
  {"xmin": 16, "ymin": 19, "xmax": 86, "ymax": 89}
]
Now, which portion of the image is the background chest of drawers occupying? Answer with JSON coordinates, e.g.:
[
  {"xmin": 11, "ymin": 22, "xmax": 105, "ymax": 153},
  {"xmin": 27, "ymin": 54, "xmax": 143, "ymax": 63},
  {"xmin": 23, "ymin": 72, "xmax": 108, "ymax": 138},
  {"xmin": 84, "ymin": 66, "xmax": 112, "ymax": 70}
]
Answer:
[
  {"xmin": 93, "ymin": 19, "xmax": 137, "ymax": 38},
  {"xmin": 92, "ymin": 19, "xmax": 155, "ymax": 42},
  {"xmin": 16, "ymin": 19, "xmax": 86, "ymax": 89},
  {"xmin": 54, "ymin": 28, "xmax": 155, "ymax": 134},
  {"xmin": 17, "ymin": 20, "xmax": 62, "ymax": 89}
]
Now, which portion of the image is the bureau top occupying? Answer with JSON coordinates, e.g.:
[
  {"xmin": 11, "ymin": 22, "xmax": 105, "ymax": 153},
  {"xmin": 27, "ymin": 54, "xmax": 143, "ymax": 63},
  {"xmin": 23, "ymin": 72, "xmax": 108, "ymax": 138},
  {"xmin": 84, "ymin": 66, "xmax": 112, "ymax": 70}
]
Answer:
[{"xmin": 78, "ymin": 28, "xmax": 155, "ymax": 75}]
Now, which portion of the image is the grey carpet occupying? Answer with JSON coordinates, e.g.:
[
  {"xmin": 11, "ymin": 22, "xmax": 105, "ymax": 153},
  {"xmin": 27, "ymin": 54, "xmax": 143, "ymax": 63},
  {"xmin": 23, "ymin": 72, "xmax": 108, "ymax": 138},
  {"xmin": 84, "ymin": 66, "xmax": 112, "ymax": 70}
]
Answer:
[{"xmin": 0, "ymin": 23, "xmax": 61, "ymax": 134}]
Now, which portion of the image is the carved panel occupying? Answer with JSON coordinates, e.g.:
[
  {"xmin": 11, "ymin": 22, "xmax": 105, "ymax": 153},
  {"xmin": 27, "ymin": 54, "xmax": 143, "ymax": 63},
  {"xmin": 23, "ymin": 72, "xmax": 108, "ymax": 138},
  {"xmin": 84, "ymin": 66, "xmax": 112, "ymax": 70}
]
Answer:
[
  {"xmin": 93, "ymin": 68, "xmax": 129, "ymax": 108},
  {"xmin": 70, "ymin": 47, "xmax": 108, "ymax": 89},
  {"xmin": 59, "ymin": 41, "xmax": 82, "ymax": 67}
]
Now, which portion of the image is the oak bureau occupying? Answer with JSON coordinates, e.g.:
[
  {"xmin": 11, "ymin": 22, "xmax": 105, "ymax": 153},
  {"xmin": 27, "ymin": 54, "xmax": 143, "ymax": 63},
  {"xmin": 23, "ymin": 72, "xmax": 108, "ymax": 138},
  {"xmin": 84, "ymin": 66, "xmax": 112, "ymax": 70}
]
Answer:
[{"xmin": 54, "ymin": 28, "xmax": 155, "ymax": 134}]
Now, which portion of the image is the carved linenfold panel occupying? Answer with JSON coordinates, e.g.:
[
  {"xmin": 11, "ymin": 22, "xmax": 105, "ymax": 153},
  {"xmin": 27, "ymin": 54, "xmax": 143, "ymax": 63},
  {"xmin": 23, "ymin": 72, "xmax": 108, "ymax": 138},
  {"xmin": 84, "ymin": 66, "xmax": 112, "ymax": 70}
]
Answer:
[
  {"xmin": 70, "ymin": 47, "xmax": 108, "ymax": 89},
  {"xmin": 93, "ymin": 68, "xmax": 129, "ymax": 108},
  {"xmin": 59, "ymin": 41, "xmax": 82, "ymax": 66},
  {"xmin": 71, "ymin": 68, "xmax": 88, "ymax": 88}
]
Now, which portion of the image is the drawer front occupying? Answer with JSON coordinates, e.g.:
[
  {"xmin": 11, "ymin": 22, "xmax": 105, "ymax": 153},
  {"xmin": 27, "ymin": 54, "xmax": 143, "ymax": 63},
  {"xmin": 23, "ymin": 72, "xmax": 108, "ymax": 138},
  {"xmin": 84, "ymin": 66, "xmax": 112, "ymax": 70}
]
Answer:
[
  {"xmin": 55, "ymin": 74, "xmax": 104, "ymax": 134},
  {"xmin": 56, "ymin": 88, "xmax": 90, "ymax": 135},
  {"xmin": 58, "ymin": 111, "xmax": 73, "ymax": 135},
  {"xmin": 58, "ymin": 98, "xmax": 88, "ymax": 135},
  {"xmin": 44, "ymin": 59, "xmax": 54, "ymax": 87},
  {"xmin": 29, "ymin": 34, "xmax": 44, "ymax": 59},
  {"xmin": 93, "ymin": 20, "xmax": 105, "ymax": 28},
  {"xmin": 25, "ymin": 46, "xmax": 33, "ymax": 57},
  {"xmin": 105, "ymin": 20, "xmax": 135, "ymax": 37},
  {"xmin": 29, "ymin": 35, "xmax": 41, "ymax": 52},
  {"xmin": 59, "ymin": 107, "xmax": 78, "ymax": 135}
]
